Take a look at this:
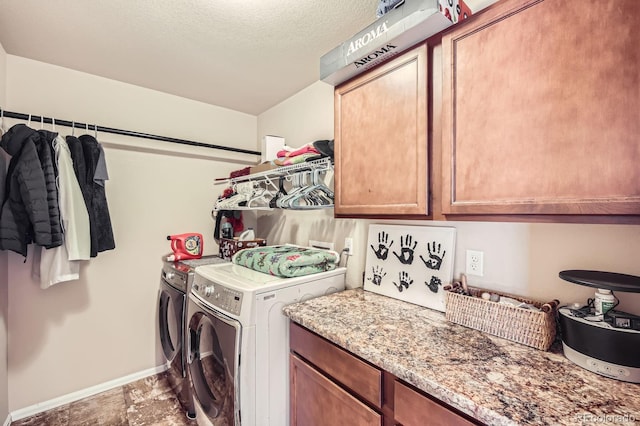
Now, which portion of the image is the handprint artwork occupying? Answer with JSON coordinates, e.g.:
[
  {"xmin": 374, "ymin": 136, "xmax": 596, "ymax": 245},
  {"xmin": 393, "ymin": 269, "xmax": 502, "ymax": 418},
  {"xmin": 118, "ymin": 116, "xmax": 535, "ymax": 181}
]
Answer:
[
  {"xmin": 393, "ymin": 234, "xmax": 417, "ymax": 265},
  {"xmin": 420, "ymin": 241, "xmax": 446, "ymax": 270},
  {"xmin": 364, "ymin": 224, "xmax": 456, "ymax": 312},
  {"xmin": 392, "ymin": 271, "xmax": 413, "ymax": 293},
  {"xmin": 370, "ymin": 231, "xmax": 393, "ymax": 260},
  {"xmin": 367, "ymin": 265, "xmax": 386, "ymax": 286},
  {"xmin": 425, "ymin": 275, "xmax": 443, "ymax": 293}
]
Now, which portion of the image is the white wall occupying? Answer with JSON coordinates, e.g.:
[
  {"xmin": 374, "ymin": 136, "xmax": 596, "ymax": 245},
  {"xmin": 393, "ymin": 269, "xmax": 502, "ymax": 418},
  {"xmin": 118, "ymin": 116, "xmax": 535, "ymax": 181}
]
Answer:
[
  {"xmin": 257, "ymin": 81, "xmax": 335, "ymax": 148},
  {"xmin": 256, "ymin": 81, "xmax": 640, "ymax": 316},
  {"xmin": 4, "ymin": 55, "xmax": 259, "ymax": 411},
  {"xmin": 0, "ymin": 40, "xmax": 9, "ymax": 425}
]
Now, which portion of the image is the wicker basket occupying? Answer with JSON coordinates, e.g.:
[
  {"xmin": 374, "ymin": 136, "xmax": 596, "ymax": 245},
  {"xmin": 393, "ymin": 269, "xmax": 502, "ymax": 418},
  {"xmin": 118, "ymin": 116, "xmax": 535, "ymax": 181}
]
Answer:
[{"xmin": 444, "ymin": 286, "xmax": 558, "ymax": 351}]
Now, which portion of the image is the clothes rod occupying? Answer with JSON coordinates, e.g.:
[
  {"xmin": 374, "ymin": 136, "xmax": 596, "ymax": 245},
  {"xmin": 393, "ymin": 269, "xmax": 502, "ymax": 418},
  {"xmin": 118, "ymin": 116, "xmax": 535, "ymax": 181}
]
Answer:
[{"xmin": 0, "ymin": 109, "xmax": 261, "ymax": 156}]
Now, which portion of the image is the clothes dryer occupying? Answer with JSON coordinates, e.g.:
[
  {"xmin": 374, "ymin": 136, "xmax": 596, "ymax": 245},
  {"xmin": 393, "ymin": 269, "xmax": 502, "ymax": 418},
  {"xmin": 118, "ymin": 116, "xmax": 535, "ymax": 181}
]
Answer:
[
  {"xmin": 158, "ymin": 255, "xmax": 227, "ymax": 419},
  {"xmin": 187, "ymin": 263, "xmax": 346, "ymax": 426}
]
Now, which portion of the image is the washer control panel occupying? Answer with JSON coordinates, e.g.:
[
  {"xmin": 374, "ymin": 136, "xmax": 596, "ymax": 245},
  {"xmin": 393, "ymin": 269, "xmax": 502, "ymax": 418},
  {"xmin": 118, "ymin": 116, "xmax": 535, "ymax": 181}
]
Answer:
[
  {"xmin": 161, "ymin": 266, "xmax": 188, "ymax": 292},
  {"xmin": 192, "ymin": 276, "xmax": 243, "ymax": 316}
]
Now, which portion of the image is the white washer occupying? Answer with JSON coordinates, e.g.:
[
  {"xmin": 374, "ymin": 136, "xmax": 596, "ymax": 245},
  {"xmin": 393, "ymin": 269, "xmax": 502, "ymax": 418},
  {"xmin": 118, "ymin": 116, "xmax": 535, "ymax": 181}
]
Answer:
[{"xmin": 187, "ymin": 262, "xmax": 346, "ymax": 426}]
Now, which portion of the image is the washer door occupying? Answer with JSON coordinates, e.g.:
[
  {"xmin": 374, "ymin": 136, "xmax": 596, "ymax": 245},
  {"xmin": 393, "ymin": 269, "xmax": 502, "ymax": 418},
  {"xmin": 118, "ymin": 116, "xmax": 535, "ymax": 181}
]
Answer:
[
  {"xmin": 158, "ymin": 282, "xmax": 184, "ymax": 367},
  {"xmin": 188, "ymin": 299, "xmax": 241, "ymax": 425}
]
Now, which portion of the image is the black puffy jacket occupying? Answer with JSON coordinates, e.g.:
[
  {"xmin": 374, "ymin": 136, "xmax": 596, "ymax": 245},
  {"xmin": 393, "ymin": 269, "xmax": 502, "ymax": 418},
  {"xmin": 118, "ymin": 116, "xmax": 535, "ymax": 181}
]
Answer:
[
  {"xmin": 0, "ymin": 124, "xmax": 62, "ymax": 256},
  {"xmin": 36, "ymin": 129, "xmax": 63, "ymax": 249}
]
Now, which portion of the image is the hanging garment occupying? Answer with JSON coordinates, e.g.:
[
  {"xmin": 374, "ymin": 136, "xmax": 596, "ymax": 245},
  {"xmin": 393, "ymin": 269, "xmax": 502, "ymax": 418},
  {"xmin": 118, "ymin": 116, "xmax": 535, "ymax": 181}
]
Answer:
[
  {"xmin": 0, "ymin": 149, "xmax": 6, "ymax": 208},
  {"xmin": 78, "ymin": 134, "xmax": 115, "ymax": 257},
  {"xmin": 35, "ymin": 130, "xmax": 63, "ymax": 249},
  {"xmin": 53, "ymin": 135, "xmax": 91, "ymax": 260},
  {"xmin": 0, "ymin": 124, "xmax": 52, "ymax": 256},
  {"xmin": 65, "ymin": 135, "xmax": 88, "ymax": 198},
  {"xmin": 34, "ymin": 135, "xmax": 91, "ymax": 288}
]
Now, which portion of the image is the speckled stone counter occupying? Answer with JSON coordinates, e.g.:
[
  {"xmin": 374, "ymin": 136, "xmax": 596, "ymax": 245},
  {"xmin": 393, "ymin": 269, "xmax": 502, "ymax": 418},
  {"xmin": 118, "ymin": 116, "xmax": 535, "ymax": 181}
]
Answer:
[{"xmin": 283, "ymin": 288, "xmax": 640, "ymax": 426}]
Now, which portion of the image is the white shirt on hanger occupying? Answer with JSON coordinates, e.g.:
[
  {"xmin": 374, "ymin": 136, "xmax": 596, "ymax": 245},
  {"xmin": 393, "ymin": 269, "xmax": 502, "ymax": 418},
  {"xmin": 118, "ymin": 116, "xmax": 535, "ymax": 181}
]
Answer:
[{"xmin": 35, "ymin": 134, "xmax": 91, "ymax": 288}]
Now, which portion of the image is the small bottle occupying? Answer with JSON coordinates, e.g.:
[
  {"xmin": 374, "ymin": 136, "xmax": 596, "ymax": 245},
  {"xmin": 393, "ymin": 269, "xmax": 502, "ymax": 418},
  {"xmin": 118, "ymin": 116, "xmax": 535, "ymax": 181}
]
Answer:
[
  {"xmin": 239, "ymin": 228, "xmax": 255, "ymax": 241},
  {"xmin": 594, "ymin": 289, "xmax": 615, "ymax": 315}
]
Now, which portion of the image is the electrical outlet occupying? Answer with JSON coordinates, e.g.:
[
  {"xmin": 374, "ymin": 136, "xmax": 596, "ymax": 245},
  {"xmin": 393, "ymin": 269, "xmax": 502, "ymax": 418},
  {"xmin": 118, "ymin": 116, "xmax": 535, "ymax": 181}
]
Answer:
[
  {"xmin": 344, "ymin": 237, "xmax": 354, "ymax": 256},
  {"xmin": 466, "ymin": 250, "xmax": 484, "ymax": 277}
]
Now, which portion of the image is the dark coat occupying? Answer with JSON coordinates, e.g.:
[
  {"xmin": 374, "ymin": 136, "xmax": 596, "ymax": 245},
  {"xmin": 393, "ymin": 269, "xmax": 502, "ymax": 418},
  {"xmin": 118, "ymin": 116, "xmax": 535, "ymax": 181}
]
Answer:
[
  {"xmin": 0, "ymin": 150, "xmax": 6, "ymax": 210},
  {"xmin": 66, "ymin": 136, "xmax": 87, "ymax": 197},
  {"xmin": 0, "ymin": 124, "xmax": 56, "ymax": 255},
  {"xmin": 35, "ymin": 130, "xmax": 63, "ymax": 249},
  {"xmin": 78, "ymin": 134, "xmax": 115, "ymax": 257}
]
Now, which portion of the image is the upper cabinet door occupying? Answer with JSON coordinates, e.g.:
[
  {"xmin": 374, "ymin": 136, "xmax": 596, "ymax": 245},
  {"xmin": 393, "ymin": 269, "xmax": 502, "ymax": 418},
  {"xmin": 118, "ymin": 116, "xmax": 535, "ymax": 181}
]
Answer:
[
  {"xmin": 335, "ymin": 43, "xmax": 429, "ymax": 217},
  {"xmin": 441, "ymin": 0, "xmax": 640, "ymax": 216}
]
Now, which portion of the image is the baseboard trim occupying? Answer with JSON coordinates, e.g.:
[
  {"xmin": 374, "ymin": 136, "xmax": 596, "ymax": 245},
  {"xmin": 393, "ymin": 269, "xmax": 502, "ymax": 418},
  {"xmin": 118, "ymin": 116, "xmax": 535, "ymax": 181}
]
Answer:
[
  {"xmin": 3, "ymin": 413, "xmax": 11, "ymax": 426},
  {"xmin": 10, "ymin": 365, "xmax": 167, "ymax": 421}
]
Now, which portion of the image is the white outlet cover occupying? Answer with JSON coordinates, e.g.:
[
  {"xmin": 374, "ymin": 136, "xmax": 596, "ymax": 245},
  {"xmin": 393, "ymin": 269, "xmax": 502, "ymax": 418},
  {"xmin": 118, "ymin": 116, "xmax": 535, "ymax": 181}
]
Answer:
[{"xmin": 466, "ymin": 249, "xmax": 484, "ymax": 277}]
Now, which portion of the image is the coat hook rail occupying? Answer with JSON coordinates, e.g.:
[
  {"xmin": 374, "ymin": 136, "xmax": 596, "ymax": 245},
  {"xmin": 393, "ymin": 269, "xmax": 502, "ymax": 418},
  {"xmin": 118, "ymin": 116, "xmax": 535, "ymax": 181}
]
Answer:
[{"xmin": 0, "ymin": 109, "xmax": 261, "ymax": 156}]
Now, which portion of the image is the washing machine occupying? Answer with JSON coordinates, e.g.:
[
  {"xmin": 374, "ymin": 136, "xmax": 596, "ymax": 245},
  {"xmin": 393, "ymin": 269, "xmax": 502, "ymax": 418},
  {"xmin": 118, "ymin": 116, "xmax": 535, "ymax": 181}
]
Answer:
[
  {"xmin": 186, "ymin": 262, "xmax": 346, "ymax": 426},
  {"xmin": 158, "ymin": 255, "xmax": 228, "ymax": 419}
]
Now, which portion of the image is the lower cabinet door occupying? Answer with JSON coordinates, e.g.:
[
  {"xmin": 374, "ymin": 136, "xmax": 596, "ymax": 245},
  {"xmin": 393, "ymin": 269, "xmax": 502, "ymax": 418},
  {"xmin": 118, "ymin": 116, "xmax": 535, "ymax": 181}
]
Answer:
[
  {"xmin": 395, "ymin": 381, "xmax": 477, "ymax": 426},
  {"xmin": 290, "ymin": 354, "xmax": 382, "ymax": 426}
]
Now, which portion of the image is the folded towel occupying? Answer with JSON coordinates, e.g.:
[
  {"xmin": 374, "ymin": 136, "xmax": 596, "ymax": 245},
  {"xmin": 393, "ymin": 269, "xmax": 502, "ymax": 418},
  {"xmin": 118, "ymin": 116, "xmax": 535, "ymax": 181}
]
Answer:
[
  {"xmin": 232, "ymin": 245, "xmax": 339, "ymax": 278},
  {"xmin": 274, "ymin": 153, "xmax": 318, "ymax": 166},
  {"xmin": 276, "ymin": 143, "xmax": 319, "ymax": 159}
]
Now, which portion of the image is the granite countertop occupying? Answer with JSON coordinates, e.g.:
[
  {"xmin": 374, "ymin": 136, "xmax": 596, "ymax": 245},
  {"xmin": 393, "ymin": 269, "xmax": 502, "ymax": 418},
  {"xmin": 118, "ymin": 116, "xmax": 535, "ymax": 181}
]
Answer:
[{"xmin": 283, "ymin": 288, "xmax": 640, "ymax": 426}]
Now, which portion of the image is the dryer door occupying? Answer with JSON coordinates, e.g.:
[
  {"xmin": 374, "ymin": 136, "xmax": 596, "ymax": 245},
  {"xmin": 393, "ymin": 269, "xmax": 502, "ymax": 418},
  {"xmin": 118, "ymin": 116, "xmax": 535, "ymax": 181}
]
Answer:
[
  {"xmin": 158, "ymin": 282, "xmax": 184, "ymax": 366},
  {"xmin": 188, "ymin": 298, "xmax": 241, "ymax": 425}
]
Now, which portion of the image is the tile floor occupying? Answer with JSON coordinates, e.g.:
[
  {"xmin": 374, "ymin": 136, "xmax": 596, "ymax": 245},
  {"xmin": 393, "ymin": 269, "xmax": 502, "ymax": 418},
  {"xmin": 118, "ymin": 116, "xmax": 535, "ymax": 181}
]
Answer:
[{"xmin": 11, "ymin": 372, "xmax": 197, "ymax": 426}]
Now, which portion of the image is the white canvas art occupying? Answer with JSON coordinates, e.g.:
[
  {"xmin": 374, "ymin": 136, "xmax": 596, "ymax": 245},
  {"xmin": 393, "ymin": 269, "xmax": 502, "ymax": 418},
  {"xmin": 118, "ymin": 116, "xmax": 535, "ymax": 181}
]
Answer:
[{"xmin": 363, "ymin": 224, "xmax": 456, "ymax": 312}]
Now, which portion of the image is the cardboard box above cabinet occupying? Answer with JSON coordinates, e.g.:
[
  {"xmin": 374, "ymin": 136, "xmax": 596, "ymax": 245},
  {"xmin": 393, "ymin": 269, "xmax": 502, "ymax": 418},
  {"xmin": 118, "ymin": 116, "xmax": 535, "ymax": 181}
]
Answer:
[{"xmin": 320, "ymin": 0, "xmax": 499, "ymax": 86}]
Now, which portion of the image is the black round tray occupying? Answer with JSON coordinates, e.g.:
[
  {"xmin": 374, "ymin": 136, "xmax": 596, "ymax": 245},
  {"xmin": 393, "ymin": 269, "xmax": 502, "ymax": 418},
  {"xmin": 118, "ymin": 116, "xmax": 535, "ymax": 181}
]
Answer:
[{"xmin": 559, "ymin": 270, "xmax": 640, "ymax": 293}]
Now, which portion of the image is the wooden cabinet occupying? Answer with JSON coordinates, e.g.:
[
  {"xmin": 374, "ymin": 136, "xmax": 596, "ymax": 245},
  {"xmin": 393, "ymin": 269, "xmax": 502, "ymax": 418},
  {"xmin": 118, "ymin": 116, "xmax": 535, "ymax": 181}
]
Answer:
[
  {"xmin": 334, "ymin": 43, "xmax": 429, "ymax": 217},
  {"xmin": 289, "ymin": 322, "xmax": 482, "ymax": 426},
  {"xmin": 441, "ymin": 0, "xmax": 640, "ymax": 217},
  {"xmin": 289, "ymin": 322, "xmax": 383, "ymax": 425},
  {"xmin": 289, "ymin": 318, "xmax": 382, "ymax": 408},
  {"xmin": 395, "ymin": 381, "xmax": 476, "ymax": 426},
  {"xmin": 290, "ymin": 354, "xmax": 382, "ymax": 426}
]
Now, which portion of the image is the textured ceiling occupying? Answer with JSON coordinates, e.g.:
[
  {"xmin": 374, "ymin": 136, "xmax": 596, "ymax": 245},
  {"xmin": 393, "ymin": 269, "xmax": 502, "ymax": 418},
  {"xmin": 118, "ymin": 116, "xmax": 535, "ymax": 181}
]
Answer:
[{"xmin": 0, "ymin": 0, "xmax": 379, "ymax": 115}]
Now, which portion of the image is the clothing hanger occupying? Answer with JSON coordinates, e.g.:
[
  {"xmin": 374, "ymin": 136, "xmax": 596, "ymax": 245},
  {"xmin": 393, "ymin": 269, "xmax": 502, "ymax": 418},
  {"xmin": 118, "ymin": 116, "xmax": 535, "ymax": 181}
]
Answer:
[
  {"xmin": 216, "ymin": 181, "xmax": 255, "ymax": 210},
  {"xmin": 51, "ymin": 118, "xmax": 60, "ymax": 149},
  {"xmin": 246, "ymin": 185, "xmax": 275, "ymax": 210},
  {"xmin": 289, "ymin": 170, "xmax": 334, "ymax": 209},
  {"xmin": 282, "ymin": 171, "xmax": 323, "ymax": 209},
  {"xmin": 27, "ymin": 114, "xmax": 32, "ymax": 128},
  {"xmin": 0, "ymin": 108, "xmax": 4, "ymax": 136},
  {"xmin": 269, "ymin": 176, "xmax": 288, "ymax": 208},
  {"xmin": 276, "ymin": 174, "xmax": 301, "ymax": 208}
]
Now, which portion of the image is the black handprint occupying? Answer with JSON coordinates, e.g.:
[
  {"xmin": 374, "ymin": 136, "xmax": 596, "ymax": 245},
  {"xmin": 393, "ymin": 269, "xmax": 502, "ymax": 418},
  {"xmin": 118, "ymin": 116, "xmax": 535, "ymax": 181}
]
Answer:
[
  {"xmin": 393, "ymin": 234, "xmax": 417, "ymax": 265},
  {"xmin": 426, "ymin": 275, "xmax": 443, "ymax": 293},
  {"xmin": 420, "ymin": 241, "xmax": 446, "ymax": 270},
  {"xmin": 392, "ymin": 271, "xmax": 413, "ymax": 293},
  {"xmin": 370, "ymin": 231, "xmax": 394, "ymax": 260},
  {"xmin": 367, "ymin": 265, "xmax": 386, "ymax": 286}
]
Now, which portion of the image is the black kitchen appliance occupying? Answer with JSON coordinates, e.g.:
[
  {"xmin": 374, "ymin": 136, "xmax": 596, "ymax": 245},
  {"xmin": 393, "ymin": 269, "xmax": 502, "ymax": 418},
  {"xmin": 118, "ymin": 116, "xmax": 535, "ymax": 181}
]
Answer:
[{"xmin": 558, "ymin": 270, "xmax": 640, "ymax": 383}]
